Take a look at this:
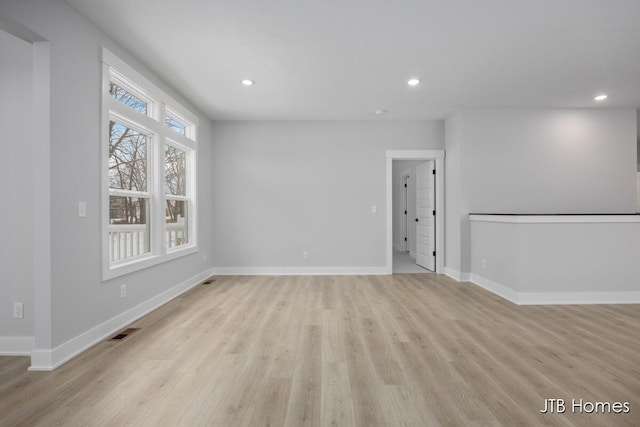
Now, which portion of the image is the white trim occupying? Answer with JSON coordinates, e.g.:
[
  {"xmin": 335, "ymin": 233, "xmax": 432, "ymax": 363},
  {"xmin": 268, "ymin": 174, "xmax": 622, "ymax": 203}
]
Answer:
[
  {"xmin": 212, "ymin": 266, "xmax": 388, "ymax": 276},
  {"xmin": 469, "ymin": 274, "xmax": 519, "ymax": 304},
  {"xmin": 469, "ymin": 214, "xmax": 640, "ymax": 224},
  {"xmin": 466, "ymin": 273, "xmax": 640, "ymax": 306},
  {"xmin": 517, "ymin": 291, "xmax": 640, "ymax": 305},
  {"xmin": 0, "ymin": 337, "xmax": 35, "ymax": 356},
  {"xmin": 386, "ymin": 150, "xmax": 443, "ymax": 159},
  {"xmin": 29, "ymin": 268, "xmax": 214, "ymax": 371},
  {"xmin": 386, "ymin": 150, "xmax": 445, "ymax": 275},
  {"xmin": 105, "ymin": 246, "xmax": 198, "ymax": 280},
  {"xmin": 443, "ymin": 267, "xmax": 471, "ymax": 282}
]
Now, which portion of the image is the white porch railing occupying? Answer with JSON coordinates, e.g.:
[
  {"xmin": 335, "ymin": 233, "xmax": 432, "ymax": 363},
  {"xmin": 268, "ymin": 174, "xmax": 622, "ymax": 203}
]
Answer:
[
  {"xmin": 109, "ymin": 224, "xmax": 147, "ymax": 262},
  {"xmin": 166, "ymin": 216, "xmax": 187, "ymax": 248},
  {"xmin": 109, "ymin": 216, "xmax": 187, "ymax": 262}
]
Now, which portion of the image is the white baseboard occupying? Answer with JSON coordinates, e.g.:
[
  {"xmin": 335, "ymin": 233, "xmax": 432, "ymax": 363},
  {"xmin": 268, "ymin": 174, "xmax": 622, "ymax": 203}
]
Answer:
[
  {"xmin": 212, "ymin": 266, "xmax": 388, "ymax": 276},
  {"xmin": 517, "ymin": 291, "xmax": 640, "ymax": 305},
  {"xmin": 29, "ymin": 268, "xmax": 214, "ymax": 371},
  {"xmin": 469, "ymin": 274, "xmax": 519, "ymax": 304},
  {"xmin": 0, "ymin": 336, "xmax": 35, "ymax": 356},
  {"xmin": 468, "ymin": 273, "xmax": 640, "ymax": 305},
  {"xmin": 443, "ymin": 267, "xmax": 471, "ymax": 282}
]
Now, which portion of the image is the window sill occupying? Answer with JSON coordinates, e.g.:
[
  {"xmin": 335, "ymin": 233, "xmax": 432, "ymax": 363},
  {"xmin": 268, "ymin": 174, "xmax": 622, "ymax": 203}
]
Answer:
[{"xmin": 102, "ymin": 245, "xmax": 198, "ymax": 281}]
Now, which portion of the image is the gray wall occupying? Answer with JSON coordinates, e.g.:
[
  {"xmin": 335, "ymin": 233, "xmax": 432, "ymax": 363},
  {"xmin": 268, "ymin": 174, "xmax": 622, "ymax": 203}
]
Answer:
[
  {"xmin": 211, "ymin": 121, "xmax": 444, "ymax": 268},
  {"xmin": 444, "ymin": 111, "xmax": 473, "ymax": 275},
  {"xmin": 0, "ymin": 29, "xmax": 34, "ymax": 338},
  {"xmin": 637, "ymin": 109, "xmax": 639, "ymax": 170},
  {"xmin": 471, "ymin": 219, "xmax": 640, "ymax": 296},
  {"xmin": 446, "ymin": 108, "xmax": 638, "ymax": 276},
  {"xmin": 462, "ymin": 109, "xmax": 637, "ymax": 214},
  {"xmin": 0, "ymin": 0, "xmax": 215, "ymax": 348}
]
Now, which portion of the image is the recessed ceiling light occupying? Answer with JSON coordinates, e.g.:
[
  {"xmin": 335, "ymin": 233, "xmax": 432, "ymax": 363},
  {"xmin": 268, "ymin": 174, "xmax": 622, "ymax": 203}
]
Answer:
[
  {"xmin": 594, "ymin": 94, "xmax": 607, "ymax": 101},
  {"xmin": 241, "ymin": 79, "xmax": 254, "ymax": 86},
  {"xmin": 407, "ymin": 78, "xmax": 421, "ymax": 86}
]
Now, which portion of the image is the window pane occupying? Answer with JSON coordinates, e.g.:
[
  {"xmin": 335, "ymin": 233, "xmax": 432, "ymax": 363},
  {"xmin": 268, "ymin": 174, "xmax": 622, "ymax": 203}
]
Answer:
[
  {"xmin": 109, "ymin": 196, "xmax": 150, "ymax": 261},
  {"xmin": 165, "ymin": 145, "xmax": 186, "ymax": 196},
  {"xmin": 165, "ymin": 116, "xmax": 186, "ymax": 135},
  {"xmin": 109, "ymin": 121, "xmax": 147, "ymax": 192},
  {"xmin": 109, "ymin": 81, "xmax": 148, "ymax": 114},
  {"xmin": 166, "ymin": 200, "xmax": 188, "ymax": 248}
]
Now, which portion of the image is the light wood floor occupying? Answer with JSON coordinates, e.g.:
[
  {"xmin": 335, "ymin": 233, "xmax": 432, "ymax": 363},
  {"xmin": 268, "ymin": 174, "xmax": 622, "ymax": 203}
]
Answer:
[{"xmin": 1, "ymin": 274, "xmax": 639, "ymax": 426}]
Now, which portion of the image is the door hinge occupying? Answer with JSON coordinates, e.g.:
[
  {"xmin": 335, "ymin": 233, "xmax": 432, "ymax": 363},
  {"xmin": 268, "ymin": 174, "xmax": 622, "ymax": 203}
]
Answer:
[
  {"xmin": 432, "ymin": 169, "xmax": 436, "ymax": 175},
  {"xmin": 404, "ymin": 210, "xmax": 407, "ymax": 215},
  {"xmin": 404, "ymin": 183, "xmax": 407, "ymax": 188},
  {"xmin": 432, "ymin": 210, "xmax": 436, "ymax": 216},
  {"xmin": 433, "ymin": 251, "xmax": 436, "ymax": 256},
  {"xmin": 404, "ymin": 237, "xmax": 407, "ymax": 241}
]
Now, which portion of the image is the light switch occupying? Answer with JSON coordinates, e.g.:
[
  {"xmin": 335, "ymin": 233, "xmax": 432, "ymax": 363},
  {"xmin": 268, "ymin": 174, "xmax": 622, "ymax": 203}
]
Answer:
[
  {"xmin": 371, "ymin": 205, "xmax": 377, "ymax": 213},
  {"xmin": 78, "ymin": 202, "xmax": 87, "ymax": 217}
]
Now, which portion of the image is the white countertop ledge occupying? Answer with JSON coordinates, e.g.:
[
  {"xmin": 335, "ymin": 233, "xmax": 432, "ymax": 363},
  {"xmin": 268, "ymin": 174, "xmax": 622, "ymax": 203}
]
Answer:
[{"xmin": 469, "ymin": 214, "xmax": 640, "ymax": 224}]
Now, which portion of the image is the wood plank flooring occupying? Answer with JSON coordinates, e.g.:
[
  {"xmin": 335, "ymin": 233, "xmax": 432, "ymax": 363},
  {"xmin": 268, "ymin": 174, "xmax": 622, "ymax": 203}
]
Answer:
[{"xmin": 1, "ymin": 274, "xmax": 639, "ymax": 426}]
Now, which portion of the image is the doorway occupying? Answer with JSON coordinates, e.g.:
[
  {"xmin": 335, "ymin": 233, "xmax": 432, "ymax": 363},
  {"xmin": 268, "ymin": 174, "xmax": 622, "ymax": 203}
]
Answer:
[
  {"xmin": 392, "ymin": 160, "xmax": 435, "ymax": 273},
  {"xmin": 386, "ymin": 150, "xmax": 445, "ymax": 274}
]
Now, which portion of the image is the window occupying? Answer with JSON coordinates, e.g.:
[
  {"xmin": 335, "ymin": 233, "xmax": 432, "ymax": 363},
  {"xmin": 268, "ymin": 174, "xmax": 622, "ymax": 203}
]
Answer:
[
  {"xmin": 165, "ymin": 115, "xmax": 186, "ymax": 136},
  {"xmin": 101, "ymin": 48, "xmax": 198, "ymax": 280},
  {"xmin": 165, "ymin": 143, "xmax": 189, "ymax": 248},
  {"xmin": 109, "ymin": 80, "xmax": 148, "ymax": 114}
]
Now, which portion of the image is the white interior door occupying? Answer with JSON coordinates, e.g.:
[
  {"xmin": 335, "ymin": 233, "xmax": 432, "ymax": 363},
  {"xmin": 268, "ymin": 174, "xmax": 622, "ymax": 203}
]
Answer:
[
  {"xmin": 415, "ymin": 161, "xmax": 435, "ymax": 271},
  {"xmin": 403, "ymin": 175, "xmax": 410, "ymax": 252}
]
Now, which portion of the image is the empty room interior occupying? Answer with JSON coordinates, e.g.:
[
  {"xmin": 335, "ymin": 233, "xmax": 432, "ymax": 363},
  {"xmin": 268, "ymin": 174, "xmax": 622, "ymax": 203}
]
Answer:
[{"xmin": 1, "ymin": 0, "xmax": 640, "ymax": 425}]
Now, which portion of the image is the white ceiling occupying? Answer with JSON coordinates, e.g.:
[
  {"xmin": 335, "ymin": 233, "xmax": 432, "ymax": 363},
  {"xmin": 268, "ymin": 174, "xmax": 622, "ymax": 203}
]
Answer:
[{"xmin": 65, "ymin": 0, "xmax": 640, "ymax": 121}]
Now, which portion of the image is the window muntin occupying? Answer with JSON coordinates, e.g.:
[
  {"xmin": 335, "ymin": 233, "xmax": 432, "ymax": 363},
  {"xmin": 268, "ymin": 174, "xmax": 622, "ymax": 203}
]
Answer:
[{"xmin": 102, "ymin": 48, "xmax": 198, "ymax": 280}]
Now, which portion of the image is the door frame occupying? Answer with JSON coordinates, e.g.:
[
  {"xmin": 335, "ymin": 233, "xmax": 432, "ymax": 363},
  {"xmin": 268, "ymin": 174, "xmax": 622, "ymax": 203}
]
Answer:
[{"xmin": 386, "ymin": 150, "xmax": 445, "ymax": 274}]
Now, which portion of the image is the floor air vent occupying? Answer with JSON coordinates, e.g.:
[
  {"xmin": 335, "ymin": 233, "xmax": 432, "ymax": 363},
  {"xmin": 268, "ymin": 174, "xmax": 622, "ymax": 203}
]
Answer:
[{"xmin": 109, "ymin": 327, "xmax": 140, "ymax": 341}]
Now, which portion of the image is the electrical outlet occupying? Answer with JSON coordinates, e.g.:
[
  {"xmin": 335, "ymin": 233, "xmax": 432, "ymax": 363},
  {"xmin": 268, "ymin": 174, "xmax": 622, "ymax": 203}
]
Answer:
[
  {"xmin": 302, "ymin": 251, "xmax": 309, "ymax": 260},
  {"xmin": 482, "ymin": 259, "xmax": 487, "ymax": 269},
  {"xmin": 120, "ymin": 284, "xmax": 127, "ymax": 298},
  {"xmin": 78, "ymin": 201, "xmax": 87, "ymax": 217},
  {"xmin": 13, "ymin": 302, "xmax": 24, "ymax": 319}
]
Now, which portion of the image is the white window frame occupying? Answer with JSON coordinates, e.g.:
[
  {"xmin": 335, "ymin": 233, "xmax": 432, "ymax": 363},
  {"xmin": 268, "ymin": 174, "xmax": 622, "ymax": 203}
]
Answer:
[{"xmin": 101, "ymin": 47, "xmax": 198, "ymax": 281}]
